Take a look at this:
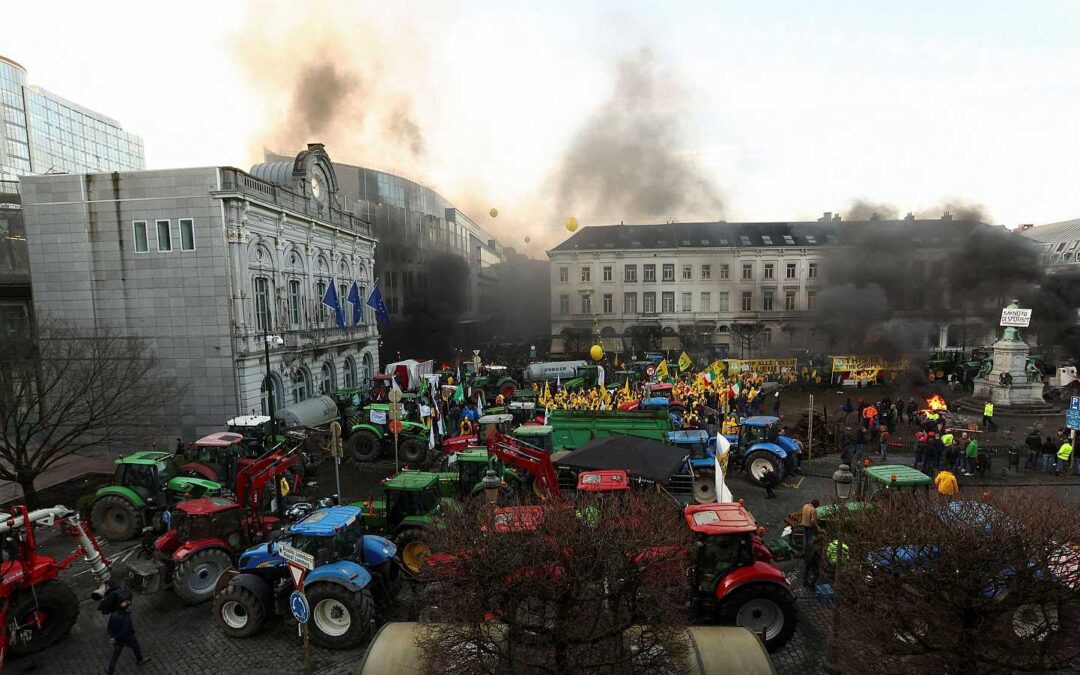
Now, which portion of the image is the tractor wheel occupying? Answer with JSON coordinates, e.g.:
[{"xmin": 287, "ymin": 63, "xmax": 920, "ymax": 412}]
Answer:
[
  {"xmin": 213, "ymin": 583, "xmax": 266, "ymax": 639},
  {"xmin": 91, "ymin": 495, "xmax": 143, "ymax": 541},
  {"xmin": 306, "ymin": 583, "xmax": 375, "ymax": 649},
  {"xmin": 173, "ymin": 548, "xmax": 233, "ymax": 605},
  {"xmin": 7, "ymin": 581, "xmax": 78, "ymax": 656},
  {"xmin": 396, "ymin": 529, "xmax": 433, "ymax": 574},
  {"xmin": 693, "ymin": 472, "xmax": 717, "ymax": 504},
  {"xmin": 744, "ymin": 451, "xmax": 781, "ymax": 487},
  {"xmin": 399, "ymin": 437, "xmax": 427, "ymax": 465},
  {"xmin": 720, "ymin": 584, "xmax": 797, "ymax": 652},
  {"xmin": 344, "ymin": 412, "xmax": 361, "ymax": 432},
  {"xmin": 346, "ymin": 430, "xmax": 381, "ymax": 463}
]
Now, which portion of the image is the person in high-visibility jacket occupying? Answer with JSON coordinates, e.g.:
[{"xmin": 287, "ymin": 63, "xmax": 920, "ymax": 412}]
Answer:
[
  {"xmin": 983, "ymin": 401, "xmax": 996, "ymax": 431},
  {"xmin": 934, "ymin": 469, "xmax": 958, "ymax": 497},
  {"xmin": 1056, "ymin": 438, "xmax": 1074, "ymax": 476}
]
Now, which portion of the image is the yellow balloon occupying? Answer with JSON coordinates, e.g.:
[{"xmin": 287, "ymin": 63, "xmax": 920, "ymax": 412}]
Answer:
[
  {"xmin": 566, "ymin": 216, "xmax": 579, "ymax": 232},
  {"xmin": 489, "ymin": 208, "xmax": 498, "ymax": 218},
  {"xmin": 589, "ymin": 344, "xmax": 604, "ymax": 361}
]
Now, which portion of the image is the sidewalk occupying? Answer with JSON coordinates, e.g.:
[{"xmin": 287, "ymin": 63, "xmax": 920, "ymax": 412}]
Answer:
[{"xmin": 0, "ymin": 451, "xmax": 115, "ymax": 504}]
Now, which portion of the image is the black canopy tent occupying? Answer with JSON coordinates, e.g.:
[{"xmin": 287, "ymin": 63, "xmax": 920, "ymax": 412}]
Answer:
[{"xmin": 555, "ymin": 435, "xmax": 688, "ymax": 483}]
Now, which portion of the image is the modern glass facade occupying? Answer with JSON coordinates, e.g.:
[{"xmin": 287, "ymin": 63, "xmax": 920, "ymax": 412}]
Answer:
[{"xmin": 0, "ymin": 55, "xmax": 144, "ymax": 189}]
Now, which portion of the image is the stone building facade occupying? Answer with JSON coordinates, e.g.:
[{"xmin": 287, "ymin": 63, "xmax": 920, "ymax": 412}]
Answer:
[{"xmin": 21, "ymin": 144, "xmax": 378, "ymax": 440}]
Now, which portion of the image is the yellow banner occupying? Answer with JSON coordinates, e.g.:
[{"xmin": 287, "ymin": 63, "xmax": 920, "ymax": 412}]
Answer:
[
  {"xmin": 678, "ymin": 351, "xmax": 693, "ymax": 371},
  {"xmin": 830, "ymin": 356, "xmax": 910, "ymax": 373},
  {"xmin": 725, "ymin": 358, "xmax": 797, "ymax": 375}
]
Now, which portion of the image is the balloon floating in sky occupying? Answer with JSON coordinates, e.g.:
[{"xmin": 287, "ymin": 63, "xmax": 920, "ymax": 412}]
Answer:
[
  {"xmin": 566, "ymin": 216, "xmax": 579, "ymax": 232},
  {"xmin": 589, "ymin": 344, "xmax": 604, "ymax": 361},
  {"xmin": 489, "ymin": 208, "xmax": 498, "ymax": 218}
]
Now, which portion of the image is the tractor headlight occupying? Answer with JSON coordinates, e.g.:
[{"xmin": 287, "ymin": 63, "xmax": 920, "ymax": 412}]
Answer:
[{"xmin": 383, "ymin": 548, "xmax": 390, "ymax": 556}]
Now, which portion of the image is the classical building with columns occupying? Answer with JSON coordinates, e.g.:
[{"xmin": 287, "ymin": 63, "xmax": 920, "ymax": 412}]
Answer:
[{"xmin": 20, "ymin": 144, "xmax": 378, "ymax": 440}]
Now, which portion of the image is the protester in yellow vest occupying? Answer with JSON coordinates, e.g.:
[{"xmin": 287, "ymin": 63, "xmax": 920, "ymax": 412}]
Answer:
[
  {"xmin": 982, "ymin": 402, "xmax": 996, "ymax": 432},
  {"xmin": 1056, "ymin": 439, "xmax": 1074, "ymax": 476},
  {"xmin": 934, "ymin": 469, "xmax": 958, "ymax": 497}
]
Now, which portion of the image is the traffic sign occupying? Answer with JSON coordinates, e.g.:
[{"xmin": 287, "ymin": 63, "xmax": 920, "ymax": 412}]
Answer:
[
  {"xmin": 290, "ymin": 590, "xmax": 310, "ymax": 624},
  {"xmin": 279, "ymin": 543, "xmax": 315, "ymax": 571},
  {"xmin": 1070, "ymin": 396, "xmax": 1080, "ymax": 412},
  {"xmin": 646, "ymin": 366, "xmax": 655, "ymax": 377},
  {"xmin": 1068, "ymin": 397, "xmax": 1080, "ymax": 431},
  {"xmin": 288, "ymin": 562, "xmax": 307, "ymax": 589},
  {"xmin": 389, "ymin": 420, "xmax": 403, "ymax": 434}
]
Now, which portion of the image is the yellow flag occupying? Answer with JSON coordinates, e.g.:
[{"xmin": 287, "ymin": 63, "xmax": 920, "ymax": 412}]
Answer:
[
  {"xmin": 678, "ymin": 351, "xmax": 692, "ymax": 371},
  {"xmin": 279, "ymin": 476, "xmax": 290, "ymax": 497},
  {"xmin": 656, "ymin": 360, "xmax": 669, "ymax": 378}
]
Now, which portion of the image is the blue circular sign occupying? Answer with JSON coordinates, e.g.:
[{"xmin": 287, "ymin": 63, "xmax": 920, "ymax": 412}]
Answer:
[{"xmin": 290, "ymin": 590, "xmax": 310, "ymax": 624}]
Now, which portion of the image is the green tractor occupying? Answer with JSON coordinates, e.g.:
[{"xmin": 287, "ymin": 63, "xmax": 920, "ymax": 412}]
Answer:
[
  {"xmin": 464, "ymin": 364, "xmax": 520, "ymax": 401},
  {"xmin": 345, "ymin": 403, "xmax": 431, "ymax": 464},
  {"xmin": 91, "ymin": 451, "xmax": 222, "ymax": 541},
  {"xmin": 357, "ymin": 472, "xmax": 444, "ymax": 574}
]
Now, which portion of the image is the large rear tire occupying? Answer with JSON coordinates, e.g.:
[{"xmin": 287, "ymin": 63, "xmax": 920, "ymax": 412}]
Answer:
[
  {"xmin": 693, "ymin": 473, "xmax": 717, "ymax": 504},
  {"xmin": 396, "ymin": 528, "xmax": 434, "ymax": 574},
  {"xmin": 744, "ymin": 451, "xmax": 782, "ymax": 487},
  {"xmin": 306, "ymin": 583, "xmax": 375, "ymax": 649},
  {"xmin": 7, "ymin": 580, "xmax": 79, "ymax": 656},
  {"xmin": 92, "ymin": 495, "xmax": 143, "ymax": 541},
  {"xmin": 720, "ymin": 583, "xmax": 797, "ymax": 652},
  {"xmin": 173, "ymin": 548, "xmax": 233, "ymax": 605},
  {"xmin": 346, "ymin": 430, "xmax": 381, "ymax": 463},
  {"xmin": 399, "ymin": 437, "xmax": 427, "ymax": 465},
  {"xmin": 213, "ymin": 583, "xmax": 266, "ymax": 639}
]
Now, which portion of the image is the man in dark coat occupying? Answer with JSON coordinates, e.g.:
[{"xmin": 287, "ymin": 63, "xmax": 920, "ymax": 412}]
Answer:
[{"xmin": 106, "ymin": 595, "xmax": 149, "ymax": 674}]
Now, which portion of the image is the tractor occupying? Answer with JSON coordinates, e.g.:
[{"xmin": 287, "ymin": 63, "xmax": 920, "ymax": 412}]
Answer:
[
  {"xmin": 723, "ymin": 416, "xmax": 802, "ymax": 487},
  {"xmin": 128, "ymin": 442, "xmax": 304, "ymax": 604},
  {"xmin": 0, "ymin": 505, "xmax": 111, "ymax": 666},
  {"xmin": 176, "ymin": 432, "xmax": 263, "ymax": 486},
  {"xmin": 91, "ymin": 451, "xmax": 222, "ymax": 541},
  {"xmin": 212, "ymin": 505, "xmax": 398, "ymax": 649},
  {"xmin": 345, "ymin": 403, "xmax": 430, "ymax": 464},
  {"xmin": 358, "ymin": 472, "xmax": 444, "ymax": 575},
  {"xmin": 464, "ymin": 364, "xmax": 520, "ymax": 401}
]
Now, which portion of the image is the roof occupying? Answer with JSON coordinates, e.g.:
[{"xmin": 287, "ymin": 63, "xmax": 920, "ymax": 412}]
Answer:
[
  {"xmin": 684, "ymin": 503, "xmax": 757, "ymax": 535},
  {"xmin": 248, "ymin": 161, "xmax": 296, "ymax": 187},
  {"xmin": 577, "ymin": 470, "xmax": 630, "ymax": 492},
  {"xmin": 117, "ymin": 450, "xmax": 172, "ymax": 465},
  {"xmin": 863, "ymin": 464, "xmax": 933, "ymax": 486},
  {"xmin": 176, "ymin": 497, "xmax": 239, "ymax": 515},
  {"xmin": 513, "ymin": 424, "xmax": 552, "ymax": 437},
  {"xmin": 196, "ymin": 432, "xmax": 246, "ymax": 447},
  {"xmin": 741, "ymin": 416, "xmax": 780, "ymax": 427},
  {"xmin": 1020, "ymin": 218, "xmax": 1080, "ymax": 245},
  {"xmin": 478, "ymin": 414, "xmax": 514, "ymax": 424},
  {"xmin": 456, "ymin": 448, "xmax": 491, "ymax": 462},
  {"xmin": 227, "ymin": 416, "xmax": 271, "ymax": 427},
  {"xmin": 384, "ymin": 472, "xmax": 439, "ymax": 490},
  {"xmin": 667, "ymin": 430, "xmax": 711, "ymax": 445},
  {"xmin": 289, "ymin": 505, "xmax": 362, "ymax": 536}
]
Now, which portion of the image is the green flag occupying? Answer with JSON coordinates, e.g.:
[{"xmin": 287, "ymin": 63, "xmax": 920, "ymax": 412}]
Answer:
[{"xmin": 452, "ymin": 383, "xmax": 464, "ymax": 403}]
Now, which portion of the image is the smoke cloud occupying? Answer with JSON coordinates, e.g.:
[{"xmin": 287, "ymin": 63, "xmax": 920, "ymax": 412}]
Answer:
[
  {"xmin": 845, "ymin": 199, "xmax": 899, "ymax": 221},
  {"xmin": 551, "ymin": 50, "xmax": 724, "ymax": 227}
]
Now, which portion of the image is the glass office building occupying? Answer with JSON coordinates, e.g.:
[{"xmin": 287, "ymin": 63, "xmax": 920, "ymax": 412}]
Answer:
[{"xmin": 1, "ymin": 54, "xmax": 144, "ymax": 189}]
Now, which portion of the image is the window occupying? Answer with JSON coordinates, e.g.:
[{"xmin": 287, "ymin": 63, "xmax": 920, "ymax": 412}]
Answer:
[
  {"xmin": 764, "ymin": 263, "xmax": 774, "ymax": 280},
  {"xmin": 288, "ymin": 279, "xmax": 302, "ymax": 328},
  {"xmin": 718, "ymin": 292, "xmax": 729, "ymax": 312},
  {"xmin": 156, "ymin": 219, "xmax": 172, "ymax": 252},
  {"xmin": 291, "ymin": 369, "xmax": 310, "ymax": 403},
  {"xmin": 624, "ymin": 293, "xmax": 638, "ymax": 314},
  {"xmin": 763, "ymin": 291, "xmax": 774, "ymax": 311},
  {"xmin": 742, "ymin": 263, "xmax": 753, "ymax": 280},
  {"xmin": 603, "ymin": 266, "xmax": 612, "ymax": 282},
  {"xmin": 762, "ymin": 236, "xmax": 773, "ymax": 245},
  {"xmin": 559, "ymin": 295, "xmax": 570, "ymax": 315},
  {"xmin": 662, "ymin": 264, "xmax": 675, "ymax": 281},
  {"xmin": 785, "ymin": 291, "xmax": 796, "ymax": 311},
  {"xmin": 132, "ymin": 221, "xmax": 148, "ymax": 252},
  {"xmin": 741, "ymin": 292, "xmax": 753, "ymax": 312},
  {"xmin": 643, "ymin": 292, "xmax": 656, "ymax": 313},
  {"xmin": 559, "ymin": 267, "xmax": 568, "ymax": 283},
  {"xmin": 644, "ymin": 264, "xmax": 656, "ymax": 282},
  {"xmin": 681, "ymin": 292, "xmax": 692, "ymax": 312},
  {"xmin": 179, "ymin": 218, "xmax": 195, "ymax": 251},
  {"xmin": 254, "ymin": 277, "xmax": 272, "ymax": 331},
  {"xmin": 701, "ymin": 264, "xmax": 711, "ymax": 280},
  {"xmin": 786, "ymin": 263, "xmax": 796, "ymax": 279},
  {"xmin": 808, "ymin": 263, "xmax": 818, "ymax": 279},
  {"xmin": 807, "ymin": 290, "xmax": 817, "ymax": 310},
  {"xmin": 602, "ymin": 294, "xmax": 613, "ymax": 313},
  {"xmin": 719, "ymin": 264, "xmax": 729, "ymax": 280},
  {"xmin": 581, "ymin": 294, "xmax": 592, "ymax": 314},
  {"xmin": 581, "ymin": 267, "xmax": 591, "ymax": 283},
  {"xmin": 343, "ymin": 357, "xmax": 357, "ymax": 389},
  {"xmin": 319, "ymin": 362, "xmax": 335, "ymax": 395},
  {"xmin": 740, "ymin": 236, "xmax": 752, "ymax": 246},
  {"xmin": 700, "ymin": 292, "xmax": 711, "ymax": 312},
  {"xmin": 783, "ymin": 235, "xmax": 795, "ymax": 245},
  {"xmin": 624, "ymin": 265, "xmax": 637, "ymax": 282},
  {"xmin": 682, "ymin": 265, "xmax": 693, "ymax": 280},
  {"xmin": 662, "ymin": 292, "xmax": 675, "ymax": 313}
]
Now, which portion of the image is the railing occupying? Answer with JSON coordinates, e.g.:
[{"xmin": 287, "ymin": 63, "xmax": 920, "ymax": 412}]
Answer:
[
  {"xmin": 234, "ymin": 324, "xmax": 375, "ymax": 356},
  {"xmin": 217, "ymin": 168, "xmax": 373, "ymax": 238}
]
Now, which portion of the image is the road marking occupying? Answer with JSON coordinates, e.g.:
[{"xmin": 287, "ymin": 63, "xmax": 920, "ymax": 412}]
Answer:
[{"xmin": 783, "ymin": 476, "xmax": 805, "ymax": 489}]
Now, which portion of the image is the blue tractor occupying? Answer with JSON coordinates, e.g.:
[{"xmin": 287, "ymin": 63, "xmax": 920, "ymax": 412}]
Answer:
[{"xmin": 211, "ymin": 505, "xmax": 398, "ymax": 649}]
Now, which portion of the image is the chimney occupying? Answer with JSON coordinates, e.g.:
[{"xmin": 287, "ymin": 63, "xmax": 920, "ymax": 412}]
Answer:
[
  {"xmin": 833, "ymin": 213, "xmax": 842, "ymax": 221},
  {"xmin": 904, "ymin": 212, "xmax": 915, "ymax": 221},
  {"xmin": 941, "ymin": 211, "xmax": 953, "ymax": 221},
  {"xmin": 819, "ymin": 212, "xmax": 832, "ymax": 222}
]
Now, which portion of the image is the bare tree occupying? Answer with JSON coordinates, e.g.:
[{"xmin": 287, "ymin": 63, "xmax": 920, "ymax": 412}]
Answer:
[
  {"xmin": 828, "ymin": 489, "xmax": 1080, "ymax": 674},
  {"xmin": 729, "ymin": 322, "xmax": 766, "ymax": 358},
  {"xmin": 0, "ymin": 321, "xmax": 181, "ymax": 505},
  {"xmin": 415, "ymin": 491, "xmax": 693, "ymax": 674}
]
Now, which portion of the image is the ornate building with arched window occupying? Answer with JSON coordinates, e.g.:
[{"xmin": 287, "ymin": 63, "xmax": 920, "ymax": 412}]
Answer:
[{"xmin": 20, "ymin": 143, "xmax": 379, "ymax": 440}]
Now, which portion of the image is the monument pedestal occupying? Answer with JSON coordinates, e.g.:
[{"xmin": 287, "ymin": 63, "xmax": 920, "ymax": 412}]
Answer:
[{"xmin": 962, "ymin": 337, "xmax": 1054, "ymax": 415}]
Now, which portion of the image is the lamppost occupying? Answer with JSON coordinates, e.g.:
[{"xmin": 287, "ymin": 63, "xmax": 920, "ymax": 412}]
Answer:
[
  {"xmin": 481, "ymin": 469, "xmax": 502, "ymax": 505},
  {"xmin": 263, "ymin": 330, "xmax": 284, "ymax": 449},
  {"xmin": 832, "ymin": 463, "xmax": 854, "ymax": 502}
]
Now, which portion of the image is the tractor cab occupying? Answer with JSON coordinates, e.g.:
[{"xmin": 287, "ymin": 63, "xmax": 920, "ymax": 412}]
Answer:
[
  {"xmin": 512, "ymin": 424, "xmax": 553, "ymax": 453},
  {"xmin": 369, "ymin": 373, "xmax": 396, "ymax": 402},
  {"xmin": 477, "ymin": 413, "xmax": 514, "ymax": 438},
  {"xmin": 649, "ymin": 383, "xmax": 674, "ymax": 399},
  {"xmin": 289, "ymin": 506, "xmax": 366, "ymax": 567},
  {"xmin": 860, "ymin": 465, "xmax": 933, "ymax": 500},
  {"xmin": 668, "ymin": 429, "xmax": 714, "ymax": 468},
  {"xmin": 179, "ymin": 432, "xmax": 260, "ymax": 486},
  {"xmin": 161, "ymin": 498, "xmax": 251, "ymax": 553},
  {"xmin": 454, "ymin": 448, "xmax": 500, "ymax": 495},
  {"xmin": 225, "ymin": 415, "xmax": 278, "ymax": 449},
  {"xmin": 329, "ymin": 387, "xmax": 364, "ymax": 412},
  {"xmin": 506, "ymin": 401, "xmax": 538, "ymax": 425},
  {"xmin": 738, "ymin": 416, "xmax": 780, "ymax": 446},
  {"xmin": 113, "ymin": 451, "xmax": 211, "ymax": 503},
  {"xmin": 382, "ymin": 473, "xmax": 441, "ymax": 531},
  {"xmin": 685, "ymin": 504, "xmax": 760, "ymax": 596}
]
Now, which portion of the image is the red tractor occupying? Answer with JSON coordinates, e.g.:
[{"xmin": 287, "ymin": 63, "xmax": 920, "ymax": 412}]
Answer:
[
  {"xmin": 0, "ymin": 505, "xmax": 112, "ymax": 668},
  {"xmin": 129, "ymin": 444, "xmax": 302, "ymax": 604}
]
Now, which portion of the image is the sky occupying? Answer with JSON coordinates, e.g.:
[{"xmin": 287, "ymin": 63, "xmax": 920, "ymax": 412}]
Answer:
[{"xmin": 5, "ymin": 0, "xmax": 1080, "ymax": 254}]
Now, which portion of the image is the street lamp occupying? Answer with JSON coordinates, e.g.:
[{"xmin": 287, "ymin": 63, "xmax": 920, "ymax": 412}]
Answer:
[
  {"xmin": 832, "ymin": 464, "xmax": 854, "ymax": 501},
  {"xmin": 263, "ymin": 332, "xmax": 284, "ymax": 448},
  {"xmin": 481, "ymin": 469, "xmax": 502, "ymax": 505}
]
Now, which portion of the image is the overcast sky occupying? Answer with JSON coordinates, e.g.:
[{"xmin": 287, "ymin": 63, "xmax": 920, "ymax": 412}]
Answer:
[{"xmin": 6, "ymin": 0, "xmax": 1079, "ymax": 250}]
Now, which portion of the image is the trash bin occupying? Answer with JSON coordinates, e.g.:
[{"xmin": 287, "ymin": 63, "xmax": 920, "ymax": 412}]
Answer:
[{"xmin": 1007, "ymin": 447, "xmax": 1020, "ymax": 472}]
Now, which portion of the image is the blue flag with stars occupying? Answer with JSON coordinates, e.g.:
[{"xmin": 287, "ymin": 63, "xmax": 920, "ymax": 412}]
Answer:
[
  {"xmin": 347, "ymin": 281, "xmax": 363, "ymax": 325},
  {"xmin": 321, "ymin": 278, "xmax": 346, "ymax": 328},
  {"xmin": 366, "ymin": 283, "xmax": 391, "ymax": 325}
]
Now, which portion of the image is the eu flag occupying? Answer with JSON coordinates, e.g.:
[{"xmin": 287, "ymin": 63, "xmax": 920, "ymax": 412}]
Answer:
[
  {"xmin": 366, "ymin": 284, "xmax": 391, "ymax": 325},
  {"xmin": 347, "ymin": 281, "xmax": 363, "ymax": 325},
  {"xmin": 321, "ymin": 278, "xmax": 346, "ymax": 328}
]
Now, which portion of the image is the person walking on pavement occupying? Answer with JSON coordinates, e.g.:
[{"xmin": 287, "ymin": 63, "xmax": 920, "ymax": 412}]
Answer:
[
  {"xmin": 1043, "ymin": 436, "xmax": 1058, "ymax": 473},
  {"xmin": 854, "ymin": 425, "xmax": 867, "ymax": 463},
  {"xmin": 1025, "ymin": 429, "xmax": 1042, "ymax": 470},
  {"xmin": 773, "ymin": 391, "xmax": 782, "ymax": 418},
  {"xmin": 803, "ymin": 535, "xmax": 825, "ymax": 590},
  {"xmin": 963, "ymin": 433, "xmax": 978, "ymax": 476},
  {"xmin": 1056, "ymin": 435, "xmax": 1073, "ymax": 476},
  {"xmin": 906, "ymin": 397, "xmax": 918, "ymax": 426},
  {"xmin": 879, "ymin": 428, "xmax": 890, "ymax": 461},
  {"xmin": 983, "ymin": 401, "xmax": 996, "ymax": 431},
  {"xmin": 798, "ymin": 499, "xmax": 820, "ymax": 556},
  {"xmin": 841, "ymin": 397, "xmax": 854, "ymax": 423},
  {"xmin": 761, "ymin": 468, "xmax": 781, "ymax": 499},
  {"xmin": 106, "ymin": 594, "xmax": 149, "ymax": 674}
]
